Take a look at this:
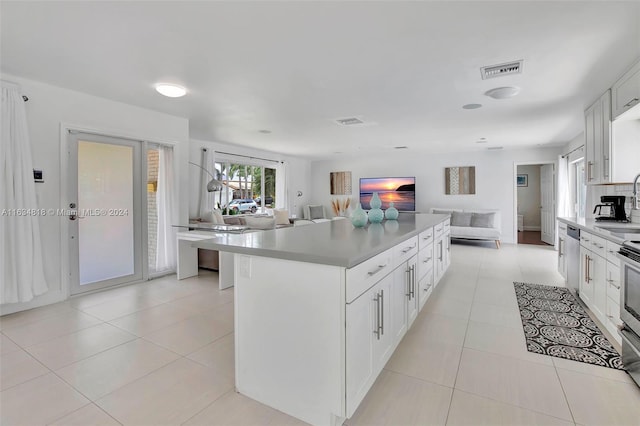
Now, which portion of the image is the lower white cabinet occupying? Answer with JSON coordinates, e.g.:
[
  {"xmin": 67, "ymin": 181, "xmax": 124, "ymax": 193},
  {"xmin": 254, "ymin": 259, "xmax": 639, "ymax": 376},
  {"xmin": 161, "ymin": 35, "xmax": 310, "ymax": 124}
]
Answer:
[
  {"xmin": 434, "ymin": 230, "xmax": 451, "ymax": 285},
  {"xmin": 346, "ymin": 271, "xmax": 394, "ymax": 417}
]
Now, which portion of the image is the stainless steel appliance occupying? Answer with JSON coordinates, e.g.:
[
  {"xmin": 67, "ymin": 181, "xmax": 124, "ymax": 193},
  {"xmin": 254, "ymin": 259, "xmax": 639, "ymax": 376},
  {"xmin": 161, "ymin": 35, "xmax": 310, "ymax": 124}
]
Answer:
[
  {"xmin": 618, "ymin": 239, "xmax": 640, "ymax": 386},
  {"xmin": 594, "ymin": 195, "xmax": 628, "ymax": 222},
  {"xmin": 566, "ymin": 225, "xmax": 580, "ymax": 294}
]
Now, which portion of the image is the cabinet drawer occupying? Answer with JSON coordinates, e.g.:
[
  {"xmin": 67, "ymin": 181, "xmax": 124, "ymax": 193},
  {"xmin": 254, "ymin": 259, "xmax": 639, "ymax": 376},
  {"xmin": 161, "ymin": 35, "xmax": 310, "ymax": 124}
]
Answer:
[
  {"xmin": 417, "ymin": 245, "xmax": 434, "ymax": 281},
  {"xmin": 580, "ymin": 232, "xmax": 593, "ymax": 249},
  {"xmin": 606, "ymin": 240, "xmax": 621, "ymax": 265},
  {"xmin": 434, "ymin": 222, "xmax": 444, "ymax": 238},
  {"xmin": 559, "ymin": 223, "xmax": 568, "ymax": 234},
  {"xmin": 418, "ymin": 227, "xmax": 434, "ymax": 250},
  {"xmin": 443, "ymin": 219, "xmax": 450, "ymax": 232},
  {"xmin": 606, "ymin": 262, "xmax": 621, "ymax": 303},
  {"xmin": 346, "ymin": 248, "xmax": 393, "ymax": 303},
  {"xmin": 589, "ymin": 234, "xmax": 607, "ymax": 258},
  {"xmin": 606, "ymin": 296, "xmax": 623, "ymax": 328},
  {"xmin": 393, "ymin": 236, "xmax": 418, "ymax": 269},
  {"xmin": 418, "ymin": 272, "xmax": 434, "ymax": 311}
]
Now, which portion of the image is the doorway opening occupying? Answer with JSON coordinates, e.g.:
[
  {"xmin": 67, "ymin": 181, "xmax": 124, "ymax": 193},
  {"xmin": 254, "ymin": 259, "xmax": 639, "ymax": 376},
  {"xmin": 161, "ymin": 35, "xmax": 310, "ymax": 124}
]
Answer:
[{"xmin": 515, "ymin": 163, "xmax": 555, "ymax": 246}]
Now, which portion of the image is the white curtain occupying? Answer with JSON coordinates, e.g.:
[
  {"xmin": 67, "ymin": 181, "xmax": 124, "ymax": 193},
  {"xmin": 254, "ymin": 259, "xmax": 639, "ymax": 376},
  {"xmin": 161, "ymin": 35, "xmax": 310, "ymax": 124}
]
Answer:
[
  {"xmin": 276, "ymin": 161, "xmax": 288, "ymax": 211},
  {"xmin": 155, "ymin": 145, "xmax": 176, "ymax": 272},
  {"xmin": 1, "ymin": 81, "xmax": 48, "ymax": 303},
  {"xmin": 557, "ymin": 155, "xmax": 570, "ymax": 218}
]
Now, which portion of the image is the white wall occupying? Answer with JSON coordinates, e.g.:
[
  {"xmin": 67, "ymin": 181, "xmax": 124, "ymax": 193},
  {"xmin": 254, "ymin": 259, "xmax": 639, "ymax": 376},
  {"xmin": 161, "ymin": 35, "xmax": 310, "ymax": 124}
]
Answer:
[
  {"xmin": 517, "ymin": 165, "xmax": 541, "ymax": 229},
  {"xmin": 189, "ymin": 139, "xmax": 311, "ymax": 219},
  {"xmin": 310, "ymin": 147, "xmax": 561, "ymax": 244},
  {"xmin": 1, "ymin": 74, "xmax": 189, "ymax": 315}
]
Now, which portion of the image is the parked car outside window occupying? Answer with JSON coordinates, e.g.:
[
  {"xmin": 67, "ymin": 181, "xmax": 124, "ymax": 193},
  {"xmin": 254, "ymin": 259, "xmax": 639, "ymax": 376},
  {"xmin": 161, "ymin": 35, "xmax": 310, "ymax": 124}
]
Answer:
[
  {"xmin": 228, "ymin": 199, "xmax": 257, "ymax": 213},
  {"xmin": 254, "ymin": 196, "xmax": 274, "ymax": 206}
]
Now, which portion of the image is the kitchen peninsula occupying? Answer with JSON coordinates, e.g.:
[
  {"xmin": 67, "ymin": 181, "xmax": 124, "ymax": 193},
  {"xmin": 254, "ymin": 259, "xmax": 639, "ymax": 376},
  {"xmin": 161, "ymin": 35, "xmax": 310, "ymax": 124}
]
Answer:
[{"xmin": 193, "ymin": 213, "xmax": 451, "ymax": 425}]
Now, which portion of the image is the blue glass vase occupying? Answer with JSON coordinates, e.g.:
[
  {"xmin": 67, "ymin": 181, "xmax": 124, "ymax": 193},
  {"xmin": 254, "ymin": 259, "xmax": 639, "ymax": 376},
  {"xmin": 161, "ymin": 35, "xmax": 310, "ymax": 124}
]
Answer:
[
  {"xmin": 370, "ymin": 192, "xmax": 382, "ymax": 209},
  {"xmin": 368, "ymin": 207, "xmax": 384, "ymax": 224},
  {"xmin": 350, "ymin": 203, "xmax": 368, "ymax": 228},
  {"xmin": 385, "ymin": 202, "xmax": 399, "ymax": 220}
]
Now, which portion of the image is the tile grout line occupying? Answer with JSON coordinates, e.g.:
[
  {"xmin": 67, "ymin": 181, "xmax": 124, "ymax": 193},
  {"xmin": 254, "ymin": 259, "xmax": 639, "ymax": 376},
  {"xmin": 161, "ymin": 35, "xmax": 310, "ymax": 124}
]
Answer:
[
  {"xmin": 552, "ymin": 364, "xmax": 577, "ymax": 425},
  {"xmin": 443, "ymin": 263, "xmax": 480, "ymax": 425}
]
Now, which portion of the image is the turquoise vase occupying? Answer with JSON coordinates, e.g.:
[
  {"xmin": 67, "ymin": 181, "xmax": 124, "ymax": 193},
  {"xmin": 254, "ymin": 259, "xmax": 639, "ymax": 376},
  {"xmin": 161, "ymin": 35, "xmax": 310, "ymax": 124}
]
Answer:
[
  {"xmin": 385, "ymin": 202, "xmax": 399, "ymax": 220},
  {"xmin": 350, "ymin": 203, "xmax": 368, "ymax": 228},
  {"xmin": 368, "ymin": 207, "xmax": 384, "ymax": 224},
  {"xmin": 370, "ymin": 192, "xmax": 382, "ymax": 209}
]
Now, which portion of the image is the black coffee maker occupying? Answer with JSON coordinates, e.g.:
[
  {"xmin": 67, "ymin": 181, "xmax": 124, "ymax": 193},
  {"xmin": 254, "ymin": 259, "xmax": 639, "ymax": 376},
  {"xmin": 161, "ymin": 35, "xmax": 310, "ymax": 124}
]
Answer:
[{"xmin": 594, "ymin": 195, "xmax": 628, "ymax": 222}]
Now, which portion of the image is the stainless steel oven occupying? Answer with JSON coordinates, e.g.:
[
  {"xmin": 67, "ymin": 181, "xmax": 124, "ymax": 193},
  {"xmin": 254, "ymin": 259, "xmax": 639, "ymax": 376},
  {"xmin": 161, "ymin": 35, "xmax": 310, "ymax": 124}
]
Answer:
[{"xmin": 618, "ymin": 240, "xmax": 640, "ymax": 386}]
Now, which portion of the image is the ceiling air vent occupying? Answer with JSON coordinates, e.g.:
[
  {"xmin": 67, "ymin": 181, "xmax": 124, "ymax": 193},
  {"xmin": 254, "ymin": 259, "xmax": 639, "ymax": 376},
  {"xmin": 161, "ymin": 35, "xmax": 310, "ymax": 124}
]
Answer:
[
  {"xmin": 335, "ymin": 117, "xmax": 365, "ymax": 126},
  {"xmin": 480, "ymin": 60, "xmax": 523, "ymax": 80}
]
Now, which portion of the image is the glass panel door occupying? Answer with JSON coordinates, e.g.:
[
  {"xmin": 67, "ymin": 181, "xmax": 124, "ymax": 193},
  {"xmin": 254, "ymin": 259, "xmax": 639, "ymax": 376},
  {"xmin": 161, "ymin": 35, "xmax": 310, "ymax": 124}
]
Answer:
[{"xmin": 69, "ymin": 132, "xmax": 143, "ymax": 294}]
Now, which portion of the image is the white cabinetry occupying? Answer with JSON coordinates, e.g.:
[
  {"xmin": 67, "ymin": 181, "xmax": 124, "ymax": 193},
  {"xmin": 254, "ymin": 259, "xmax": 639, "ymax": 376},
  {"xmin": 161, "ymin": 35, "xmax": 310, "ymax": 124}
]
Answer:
[
  {"xmin": 346, "ymin": 272, "xmax": 393, "ymax": 416},
  {"xmin": 434, "ymin": 220, "xmax": 451, "ymax": 285},
  {"xmin": 584, "ymin": 90, "xmax": 611, "ymax": 184},
  {"xmin": 578, "ymin": 230, "xmax": 622, "ymax": 345},
  {"xmin": 558, "ymin": 223, "xmax": 567, "ymax": 280},
  {"xmin": 612, "ymin": 59, "xmax": 640, "ymax": 120}
]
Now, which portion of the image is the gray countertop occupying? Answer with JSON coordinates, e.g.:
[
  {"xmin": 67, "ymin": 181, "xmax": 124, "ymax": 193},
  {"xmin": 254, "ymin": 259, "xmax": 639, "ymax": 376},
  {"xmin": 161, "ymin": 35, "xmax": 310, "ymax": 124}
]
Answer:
[
  {"xmin": 558, "ymin": 217, "xmax": 640, "ymax": 244},
  {"xmin": 192, "ymin": 213, "xmax": 448, "ymax": 268}
]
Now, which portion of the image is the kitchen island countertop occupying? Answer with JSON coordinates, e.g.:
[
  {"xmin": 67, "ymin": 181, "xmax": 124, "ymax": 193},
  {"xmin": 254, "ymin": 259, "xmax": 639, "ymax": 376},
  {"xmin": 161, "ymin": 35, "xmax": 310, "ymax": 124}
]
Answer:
[{"xmin": 192, "ymin": 213, "xmax": 448, "ymax": 268}]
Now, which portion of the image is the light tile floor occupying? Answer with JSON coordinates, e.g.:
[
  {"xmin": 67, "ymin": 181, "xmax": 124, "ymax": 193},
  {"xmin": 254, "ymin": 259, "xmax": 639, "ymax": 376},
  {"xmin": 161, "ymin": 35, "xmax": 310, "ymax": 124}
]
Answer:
[{"xmin": 2, "ymin": 244, "xmax": 640, "ymax": 425}]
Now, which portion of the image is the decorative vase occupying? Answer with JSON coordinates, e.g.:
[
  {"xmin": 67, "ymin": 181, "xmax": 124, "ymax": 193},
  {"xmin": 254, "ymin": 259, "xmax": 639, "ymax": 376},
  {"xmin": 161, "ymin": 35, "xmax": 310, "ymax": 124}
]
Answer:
[
  {"xmin": 370, "ymin": 192, "xmax": 382, "ymax": 209},
  {"xmin": 368, "ymin": 207, "xmax": 384, "ymax": 224},
  {"xmin": 385, "ymin": 202, "xmax": 399, "ymax": 220},
  {"xmin": 350, "ymin": 203, "xmax": 368, "ymax": 228}
]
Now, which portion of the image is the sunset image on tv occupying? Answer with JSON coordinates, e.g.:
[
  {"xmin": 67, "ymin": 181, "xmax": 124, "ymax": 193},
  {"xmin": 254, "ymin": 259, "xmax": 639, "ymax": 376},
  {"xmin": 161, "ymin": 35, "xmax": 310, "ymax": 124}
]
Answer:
[{"xmin": 359, "ymin": 177, "xmax": 415, "ymax": 211}]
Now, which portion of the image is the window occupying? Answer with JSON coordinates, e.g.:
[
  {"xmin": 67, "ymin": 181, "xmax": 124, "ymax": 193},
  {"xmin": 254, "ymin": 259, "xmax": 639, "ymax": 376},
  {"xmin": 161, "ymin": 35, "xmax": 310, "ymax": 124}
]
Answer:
[
  {"xmin": 569, "ymin": 158, "xmax": 586, "ymax": 218},
  {"xmin": 215, "ymin": 160, "xmax": 277, "ymax": 214}
]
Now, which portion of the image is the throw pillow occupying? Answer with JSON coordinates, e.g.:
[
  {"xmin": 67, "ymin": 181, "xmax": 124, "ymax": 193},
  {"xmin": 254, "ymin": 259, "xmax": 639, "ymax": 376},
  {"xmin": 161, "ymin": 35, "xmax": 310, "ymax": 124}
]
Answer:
[
  {"xmin": 451, "ymin": 211, "xmax": 473, "ymax": 227},
  {"xmin": 274, "ymin": 209, "xmax": 290, "ymax": 226},
  {"xmin": 470, "ymin": 212, "xmax": 496, "ymax": 228},
  {"xmin": 432, "ymin": 209, "xmax": 453, "ymax": 215},
  {"xmin": 309, "ymin": 205, "xmax": 325, "ymax": 220},
  {"xmin": 224, "ymin": 216, "xmax": 242, "ymax": 226},
  {"xmin": 244, "ymin": 216, "xmax": 276, "ymax": 230}
]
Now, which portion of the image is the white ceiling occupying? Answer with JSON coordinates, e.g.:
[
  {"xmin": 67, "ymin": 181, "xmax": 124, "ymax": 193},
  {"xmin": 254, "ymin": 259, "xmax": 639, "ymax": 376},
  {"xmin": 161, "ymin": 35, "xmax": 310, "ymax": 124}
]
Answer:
[{"xmin": 2, "ymin": 1, "xmax": 639, "ymax": 159}]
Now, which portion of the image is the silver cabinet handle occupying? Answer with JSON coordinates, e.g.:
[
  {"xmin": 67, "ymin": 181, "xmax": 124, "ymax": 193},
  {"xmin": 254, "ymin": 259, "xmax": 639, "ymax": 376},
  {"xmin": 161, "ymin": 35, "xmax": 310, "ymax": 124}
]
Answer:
[
  {"xmin": 410, "ymin": 265, "xmax": 416, "ymax": 299},
  {"xmin": 422, "ymin": 234, "xmax": 432, "ymax": 240},
  {"xmin": 624, "ymin": 97, "xmax": 639, "ymax": 108},
  {"xmin": 401, "ymin": 243, "xmax": 417, "ymax": 254},
  {"xmin": 587, "ymin": 161, "xmax": 594, "ymax": 181},
  {"xmin": 373, "ymin": 292, "xmax": 381, "ymax": 340},
  {"xmin": 405, "ymin": 268, "xmax": 412, "ymax": 297},
  {"xmin": 367, "ymin": 264, "xmax": 387, "ymax": 276},
  {"xmin": 423, "ymin": 257, "xmax": 432, "ymax": 263},
  {"xmin": 379, "ymin": 290, "xmax": 384, "ymax": 336},
  {"xmin": 607, "ymin": 314, "xmax": 614, "ymax": 320}
]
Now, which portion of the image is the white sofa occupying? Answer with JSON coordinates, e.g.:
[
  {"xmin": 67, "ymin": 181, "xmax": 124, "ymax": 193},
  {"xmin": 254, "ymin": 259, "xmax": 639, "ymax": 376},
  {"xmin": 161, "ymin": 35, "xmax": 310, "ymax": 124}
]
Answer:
[{"xmin": 430, "ymin": 208, "xmax": 502, "ymax": 249}]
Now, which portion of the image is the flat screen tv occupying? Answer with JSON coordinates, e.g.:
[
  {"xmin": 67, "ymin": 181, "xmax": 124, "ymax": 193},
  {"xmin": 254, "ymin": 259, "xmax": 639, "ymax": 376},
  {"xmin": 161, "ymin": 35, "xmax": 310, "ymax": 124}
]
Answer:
[{"xmin": 359, "ymin": 177, "xmax": 416, "ymax": 211}]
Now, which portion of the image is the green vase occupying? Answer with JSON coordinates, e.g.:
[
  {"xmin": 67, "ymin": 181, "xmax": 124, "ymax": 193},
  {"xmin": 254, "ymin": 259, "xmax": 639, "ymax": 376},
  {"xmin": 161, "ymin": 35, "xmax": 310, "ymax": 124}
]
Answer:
[
  {"xmin": 385, "ymin": 202, "xmax": 399, "ymax": 220},
  {"xmin": 368, "ymin": 207, "xmax": 384, "ymax": 224},
  {"xmin": 370, "ymin": 192, "xmax": 382, "ymax": 209},
  {"xmin": 350, "ymin": 203, "xmax": 368, "ymax": 228}
]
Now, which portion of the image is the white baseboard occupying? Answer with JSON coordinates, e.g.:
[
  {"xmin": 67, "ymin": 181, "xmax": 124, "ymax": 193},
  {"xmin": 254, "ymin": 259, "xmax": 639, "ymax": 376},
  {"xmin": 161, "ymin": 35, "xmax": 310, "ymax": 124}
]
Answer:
[{"xmin": 523, "ymin": 226, "xmax": 541, "ymax": 231}]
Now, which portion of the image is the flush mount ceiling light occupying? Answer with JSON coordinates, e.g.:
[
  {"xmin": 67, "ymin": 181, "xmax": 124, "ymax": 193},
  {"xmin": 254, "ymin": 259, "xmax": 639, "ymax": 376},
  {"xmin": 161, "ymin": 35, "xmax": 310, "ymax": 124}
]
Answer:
[
  {"xmin": 462, "ymin": 103, "xmax": 483, "ymax": 110},
  {"xmin": 155, "ymin": 83, "xmax": 187, "ymax": 98},
  {"xmin": 485, "ymin": 86, "xmax": 520, "ymax": 100},
  {"xmin": 258, "ymin": 129, "xmax": 272, "ymax": 134}
]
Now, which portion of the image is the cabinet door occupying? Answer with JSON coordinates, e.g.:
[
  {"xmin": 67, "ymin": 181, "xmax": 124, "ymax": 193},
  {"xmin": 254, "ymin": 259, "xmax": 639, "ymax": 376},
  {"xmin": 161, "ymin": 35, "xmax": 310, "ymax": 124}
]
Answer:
[
  {"xmin": 390, "ymin": 263, "xmax": 408, "ymax": 345},
  {"xmin": 558, "ymin": 235, "xmax": 566, "ymax": 279},
  {"xmin": 418, "ymin": 268, "xmax": 434, "ymax": 311},
  {"xmin": 612, "ymin": 60, "xmax": 640, "ymax": 119},
  {"xmin": 579, "ymin": 246, "xmax": 594, "ymax": 306},
  {"xmin": 345, "ymin": 273, "xmax": 393, "ymax": 417},
  {"xmin": 606, "ymin": 261, "xmax": 621, "ymax": 304},
  {"xmin": 434, "ymin": 236, "xmax": 444, "ymax": 285},
  {"xmin": 592, "ymin": 254, "xmax": 607, "ymax": 323},
  {"xmin": 584, "ymin": 104, "xmax": 597, "ymax": 184},
  {"xmin": 600, "ymin": 90, "xmax": 612, "ymax": 182},
  {"xmin": 406, "ymin": 255, "xmax": 419, "ymax": 329},
  {"xmin": 444, "ymin": 232, "xmax": 451, "ymax": 271},
  {"xmin": 345, "ymin": 283, "xmax": 377, "ymax": 416}
]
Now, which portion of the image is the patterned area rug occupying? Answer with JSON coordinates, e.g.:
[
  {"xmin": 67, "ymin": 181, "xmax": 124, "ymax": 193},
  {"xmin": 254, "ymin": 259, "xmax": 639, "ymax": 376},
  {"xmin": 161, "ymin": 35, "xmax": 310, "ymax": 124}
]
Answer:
[{"xmin": 513, "ymin": 282, "xmax": 623, "ymax": 370}]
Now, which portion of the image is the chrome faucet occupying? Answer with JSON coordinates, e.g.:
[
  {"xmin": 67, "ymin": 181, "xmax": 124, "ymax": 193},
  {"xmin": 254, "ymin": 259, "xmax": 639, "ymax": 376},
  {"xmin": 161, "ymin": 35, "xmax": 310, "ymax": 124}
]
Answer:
[{"xmin": 634, "ymin": 173, "xmax": 640, "ymax": 210}]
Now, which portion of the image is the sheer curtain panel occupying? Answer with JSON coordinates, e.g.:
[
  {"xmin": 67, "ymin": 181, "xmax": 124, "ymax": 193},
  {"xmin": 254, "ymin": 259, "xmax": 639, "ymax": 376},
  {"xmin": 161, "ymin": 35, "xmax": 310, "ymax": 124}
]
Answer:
[
  {"xmin": 155, "ymin": 145, "xmax": 177, "ymax": 272},
  {"xmin": 1, "ymin": 81, "xmax": 48, "ymax": 303}
]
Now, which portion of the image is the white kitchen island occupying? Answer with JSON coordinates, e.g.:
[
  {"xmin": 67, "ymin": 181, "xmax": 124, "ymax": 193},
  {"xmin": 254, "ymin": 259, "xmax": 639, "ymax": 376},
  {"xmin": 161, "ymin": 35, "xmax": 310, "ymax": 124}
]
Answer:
[{"xmin": 193, "ymin": 213, "xmax": 451, "ymax": 426}]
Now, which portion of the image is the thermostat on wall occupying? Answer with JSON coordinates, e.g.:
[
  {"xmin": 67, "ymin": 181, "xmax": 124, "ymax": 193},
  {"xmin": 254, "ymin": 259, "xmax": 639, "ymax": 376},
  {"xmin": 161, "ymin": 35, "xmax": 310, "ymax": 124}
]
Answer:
[{"xmin": 33, "ymin": 169, "xmax": 43, "ymax": 183}]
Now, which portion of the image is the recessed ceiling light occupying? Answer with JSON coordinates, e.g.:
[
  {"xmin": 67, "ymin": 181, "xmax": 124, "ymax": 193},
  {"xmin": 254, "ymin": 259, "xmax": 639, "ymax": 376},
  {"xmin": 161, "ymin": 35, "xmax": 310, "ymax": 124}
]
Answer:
[
  {"xmin": 462, "ymin": 103, "xmax": 483, "ymax": 110},
  {"xmin": 155, "ymin": 83, "xmax": 187, "ymax": 98},
  {"xmin": 485, "ymin": 86, "xmax": 520, "ymax": 100},
  {"xmin": 487, "ymin": 146, "xmax": 504, "ymax": 150},
  {"xmin": 258, "ymin": 129, "xmax": 272, "ymax": 134},
  {"xmin": 476, "ymin": 138, "xmax": 488, "ymax": 144},
  {"xmin": 394, "ymin": 146, "xmax": 408, "ymax": 150}
]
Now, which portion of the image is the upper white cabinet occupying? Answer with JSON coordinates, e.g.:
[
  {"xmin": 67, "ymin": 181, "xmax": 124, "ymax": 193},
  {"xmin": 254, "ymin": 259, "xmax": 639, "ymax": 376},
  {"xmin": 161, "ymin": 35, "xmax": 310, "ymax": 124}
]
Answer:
[
  {"xmin": 612, "ymin": 59, "xmax": 640, "ymax": 120},
  {"xmin": 584, "ymin": 90, "xmax": 610, "ymax": 184}
]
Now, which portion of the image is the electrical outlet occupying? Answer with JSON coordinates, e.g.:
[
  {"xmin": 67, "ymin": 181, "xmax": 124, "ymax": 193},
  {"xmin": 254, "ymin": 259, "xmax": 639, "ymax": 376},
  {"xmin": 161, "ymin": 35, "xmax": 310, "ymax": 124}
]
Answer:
[{"xmin": 238, "ymin": 255, "xmax": 251, "ymax": 278}]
